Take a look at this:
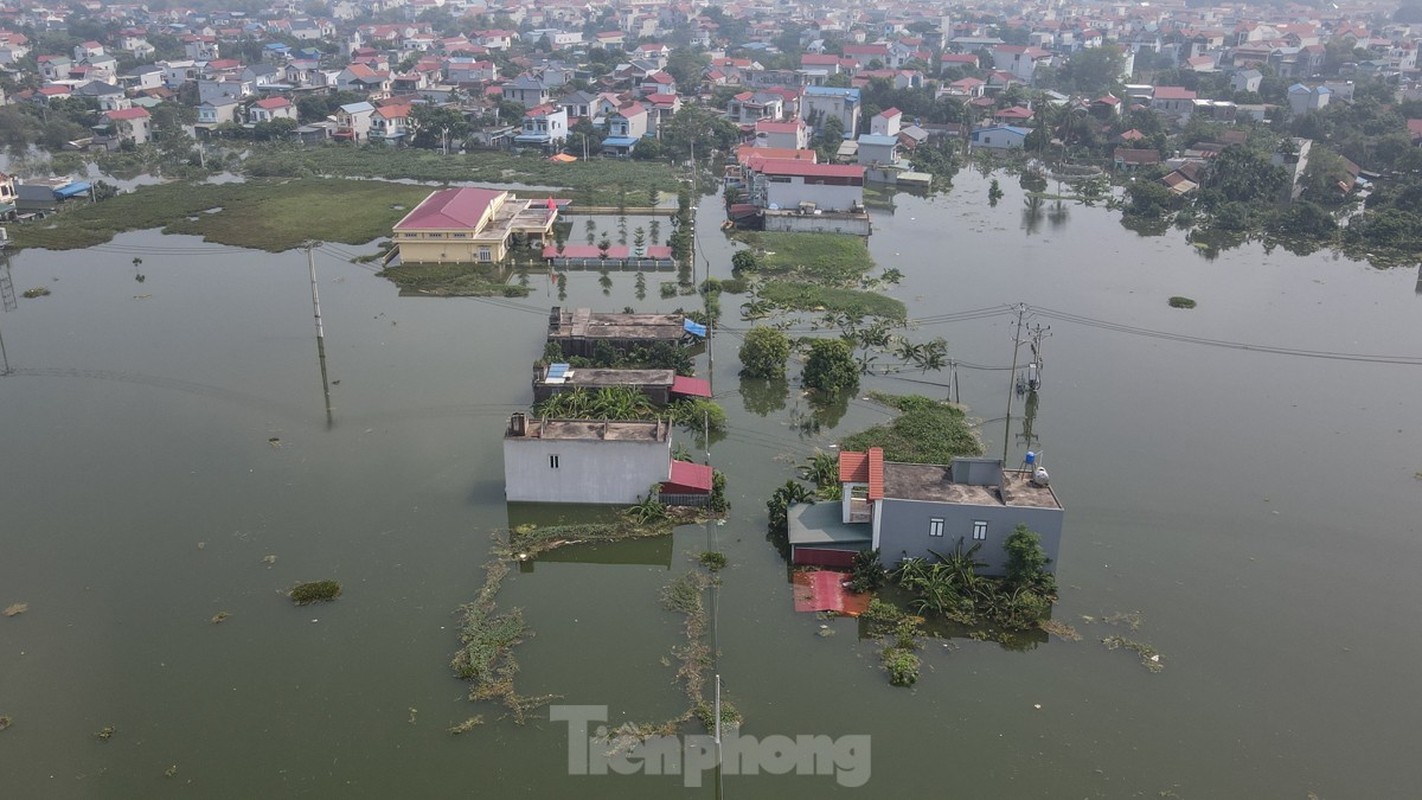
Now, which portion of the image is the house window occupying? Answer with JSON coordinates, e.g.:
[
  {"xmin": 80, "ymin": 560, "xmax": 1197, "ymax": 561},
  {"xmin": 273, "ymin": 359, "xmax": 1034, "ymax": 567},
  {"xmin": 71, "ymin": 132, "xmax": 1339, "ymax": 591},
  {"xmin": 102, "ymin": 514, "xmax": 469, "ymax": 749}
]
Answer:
[
  {"xmin": 548, "ymin": 454, "xmax": 560, "ymax": 469},
  {"xmin": 973, "ymin": 520, "xmax": 988, "ymax": 541},
  {"xmin": 929, "ymin": 518, "xmax": 944, "ymax": 537},
  {"xmin": 478, "ymin": 247, "xmax": 492, "ymax": 263}
]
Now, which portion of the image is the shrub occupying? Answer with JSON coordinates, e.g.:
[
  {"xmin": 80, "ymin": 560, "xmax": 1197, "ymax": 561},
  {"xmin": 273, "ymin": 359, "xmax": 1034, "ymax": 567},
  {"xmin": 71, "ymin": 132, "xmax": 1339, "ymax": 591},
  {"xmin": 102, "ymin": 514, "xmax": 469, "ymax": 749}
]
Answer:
[
  {"xmin": 801, "ymin": 338, "xmax": 859, "ymax": 393},
  {"xmin": 738, "ymin": 326, "xmax": 790, "ymax": 379},
  {"xmin": 1168, "ymin": 296, "xmax": 1197, "ymax": 309}
]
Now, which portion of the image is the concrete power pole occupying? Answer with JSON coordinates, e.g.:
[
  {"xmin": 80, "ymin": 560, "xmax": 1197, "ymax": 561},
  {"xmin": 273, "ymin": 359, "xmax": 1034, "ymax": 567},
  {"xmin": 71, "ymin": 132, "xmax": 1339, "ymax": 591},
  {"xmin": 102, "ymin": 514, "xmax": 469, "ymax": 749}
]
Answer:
[
  {"xmin": 305, "ymin": 241, "xmax": 333, "ymax": 427},
  {"xmin": 1002, "ymin": 303, "xmax": 1027, "ymax": 464}
]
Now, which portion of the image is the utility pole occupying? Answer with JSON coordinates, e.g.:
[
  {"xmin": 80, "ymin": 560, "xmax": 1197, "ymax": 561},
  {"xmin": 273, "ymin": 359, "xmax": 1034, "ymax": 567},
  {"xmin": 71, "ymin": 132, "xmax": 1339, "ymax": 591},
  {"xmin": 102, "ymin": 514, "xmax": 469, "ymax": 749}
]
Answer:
[
  {"xmin": 1002, "ymin": 303, "xmax": 1026, "ymax": 464},
  {"xmin": 305, "ymin": 241, "xmax": 333, "ymax": 427}
]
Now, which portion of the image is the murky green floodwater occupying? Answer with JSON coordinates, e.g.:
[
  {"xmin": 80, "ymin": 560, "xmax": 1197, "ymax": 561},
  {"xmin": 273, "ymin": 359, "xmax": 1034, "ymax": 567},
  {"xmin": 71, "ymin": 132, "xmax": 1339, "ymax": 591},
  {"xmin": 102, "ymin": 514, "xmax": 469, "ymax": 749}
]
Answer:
[{"xmin": 2, "ymin": 170, "xmax": 1421, "ymax": 798}]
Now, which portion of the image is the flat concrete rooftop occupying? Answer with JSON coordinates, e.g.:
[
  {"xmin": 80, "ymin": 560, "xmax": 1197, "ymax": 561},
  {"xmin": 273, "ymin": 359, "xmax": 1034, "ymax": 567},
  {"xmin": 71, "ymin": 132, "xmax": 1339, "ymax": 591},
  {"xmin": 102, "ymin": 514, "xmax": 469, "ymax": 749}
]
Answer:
[
  {"xmin": 509, "ymin": 418, "xmax": 669, "ymax": 442},
  {"xmin": 549, "ymin": 307, "xmax": 686, "ymax": 340},
  {"xmin": 881, "ymin": 464, "xmax": 1061, "ymax": 509},
  {"xmin": 536, "ymin": 367, "xmax": 675, "ymax": 387},
  {"xmin": 787, "ymin": 502, "xmax": 873, "ymax": 547}
]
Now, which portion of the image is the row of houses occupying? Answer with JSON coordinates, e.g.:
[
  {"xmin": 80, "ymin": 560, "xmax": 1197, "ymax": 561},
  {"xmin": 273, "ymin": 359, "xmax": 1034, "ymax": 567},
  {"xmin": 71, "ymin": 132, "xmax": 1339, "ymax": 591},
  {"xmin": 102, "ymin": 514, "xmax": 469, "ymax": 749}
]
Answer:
[{"xmin": 503, "ymin": 308, "xmax": 712, "ymax": 506}]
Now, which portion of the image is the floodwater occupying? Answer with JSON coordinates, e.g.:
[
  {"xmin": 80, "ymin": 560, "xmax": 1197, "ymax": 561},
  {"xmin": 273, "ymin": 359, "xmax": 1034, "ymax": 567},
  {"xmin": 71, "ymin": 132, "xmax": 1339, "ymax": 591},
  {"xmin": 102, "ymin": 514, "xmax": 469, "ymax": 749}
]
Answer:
[{"xmin": 2, "ymin": 169, "xmax": 1421, "ymax": 798}]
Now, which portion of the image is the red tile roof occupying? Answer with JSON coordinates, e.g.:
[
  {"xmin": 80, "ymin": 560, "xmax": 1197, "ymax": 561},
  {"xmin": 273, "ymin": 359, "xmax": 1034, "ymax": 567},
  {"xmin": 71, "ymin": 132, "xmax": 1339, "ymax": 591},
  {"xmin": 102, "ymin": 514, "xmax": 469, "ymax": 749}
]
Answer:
[
  {"xmin": 867, "ymin": 447, "xmax": 884, "ymax": 501},
  {"xmin": 105, "ymin": 107, "xmax": 150, "ymax": 120},
  {"xmin": 395, "ymin": 187, "xmax": 504, "ymax": 230}
]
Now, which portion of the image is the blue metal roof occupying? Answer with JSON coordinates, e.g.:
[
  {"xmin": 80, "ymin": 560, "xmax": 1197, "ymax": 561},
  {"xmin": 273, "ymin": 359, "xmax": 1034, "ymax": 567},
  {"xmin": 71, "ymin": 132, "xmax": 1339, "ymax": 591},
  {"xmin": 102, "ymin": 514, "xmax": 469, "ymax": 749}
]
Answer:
[
  {"xmin": 53, "ymin": 182, "xmax": 91, "ymax": 199},
  {"xmin": 683, "ymin": 319, "xmax": 707, "ymax": 338},
  {"xmin": 547, "ymin": 363, "xmax": 570, "ymax": 379},
  {"xmin": 601, "ymin": 136, "xmax": 639, "ymax": 147}
]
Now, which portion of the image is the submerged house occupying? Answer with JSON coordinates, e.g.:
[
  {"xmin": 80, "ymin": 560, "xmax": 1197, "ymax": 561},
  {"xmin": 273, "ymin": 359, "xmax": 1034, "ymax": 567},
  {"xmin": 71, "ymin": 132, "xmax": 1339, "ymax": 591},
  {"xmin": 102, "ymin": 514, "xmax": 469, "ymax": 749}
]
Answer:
[
  {"xmin": 393, "ymin": 187, "xmax": 558, "ymax": 264},
  {"xmin": 502, "ymin": 413, "xmax": 711, "ymax": 504},
  {"xmin": 532, "ymin": 364, "xmax": 710, "ymax": 405},
  {"xmin": 787, "ymin": 448, "xmax": 1064, "ymax": 572},
  {"xmin": 545, "ymin": 307, "xmax": 702, "ymax": 358}
]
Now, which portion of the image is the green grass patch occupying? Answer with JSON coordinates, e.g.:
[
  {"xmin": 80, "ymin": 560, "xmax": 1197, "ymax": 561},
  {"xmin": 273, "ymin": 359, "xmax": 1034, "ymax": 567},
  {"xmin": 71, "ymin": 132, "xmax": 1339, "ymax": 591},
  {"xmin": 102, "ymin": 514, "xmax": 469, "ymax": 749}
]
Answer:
[
  {"xmin": 839, "ymin": 393, "xmax": 983, "ymax": 463},
  {"xmin": 378, "ymin": 261, "xmax": 529, "ymax": 297},
  {"xmin": 243, "ymin": 144, "xmax": 681, "ymax": 206},
  {"xmin": 734, "ymin": 231, "xmax": 875, "ymax": 283},
  {"xmin": 9, "ymin": 179, "xmax": 434, "ymax": 253},
  {"xmin": 1168, "ymin": 295, "xmax": 1197, "ymax": 309},
  {"xmin": 758, "ymin": 280, "xmax": 906, "ymax": 320}
]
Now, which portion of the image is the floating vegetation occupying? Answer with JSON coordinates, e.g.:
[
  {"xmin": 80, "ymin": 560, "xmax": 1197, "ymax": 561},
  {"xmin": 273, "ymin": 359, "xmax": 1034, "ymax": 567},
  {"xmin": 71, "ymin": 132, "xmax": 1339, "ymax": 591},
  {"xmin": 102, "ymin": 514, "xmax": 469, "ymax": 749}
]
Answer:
[
  {"xmin": 1102, "ymin": 635, "xmax": 1164, "ymax": 673},
  {"xmin": 0, "ymin": 715, "xmax": 11, "ymax": 731},
  {"xmin": 450, "ymin": 558, "xmax": 550, "ymax": 723},
  {"xmin": 451, "ymin": 510, "xmax": 726, "ymax": 731},
  {"xmin": 289, "ymin": 580, "xmax": 342, "ymax": 605},
  {"xmin": 96, "ymin": 725, "xmax": 116, "ymax": 742},
  {"xmin": 261, "ymin": 555, "xmax": 277, "ymax": 567},
  {"xmin": 1039, "ymin": 619, "xmax": 1082, "ymax": 641},
  {"xmin": 1103, "ymin": 611, "xmax": 1143, "ymax": 631},
  {"xmin": 1168, "ymin": 296, "xmax": 1197, "ymax": 309},
  {"xmin": 22, "ymin": 287, "xmax": 51, "ymax": 299},
  {"xmin": 210, "ymin": 611, "xmax": 230, "ymax": 625},
  {"xmin": 697, "ymin": 551, "xmax": 727, "ymax": 572},
  {"xmin": 267, "ymin": 437, "xmax": 281, "ymax": 447},
  {"xmin": 164, "ymin": 765, "xmax": 178, "ymax": 779},
  {"xmin": 407, "ymin": 707, "xmax": 419, "ymax": 725},
  {"xmin": 694, "ymin": 699, "xmax": 743, "ymax": 731},
  {"xmin": 3, "ymin": 603, "xmax": 28, "ymax": 617},
  {"xmin": 448, "ymin": 716, "xmax": 484, "ymax": 735}
]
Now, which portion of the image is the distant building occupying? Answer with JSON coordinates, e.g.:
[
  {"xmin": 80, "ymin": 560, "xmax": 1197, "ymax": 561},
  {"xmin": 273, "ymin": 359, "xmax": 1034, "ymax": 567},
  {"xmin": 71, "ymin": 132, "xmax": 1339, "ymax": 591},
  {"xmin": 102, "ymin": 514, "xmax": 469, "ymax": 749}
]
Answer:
[
  {"xmin": 800, "ymin": 86, "xmax": 862, "ymax": 139},
  {"xmin": 744, "ymin": 157, "xmax": 865, "ymax": 212},
  {"xmin": 786, "ymin": 449, "xmax": 1065, "ymax": 571},
  {"xmin": 970, "ymin": 125, "xmax": 1030, "ymax": 150}
]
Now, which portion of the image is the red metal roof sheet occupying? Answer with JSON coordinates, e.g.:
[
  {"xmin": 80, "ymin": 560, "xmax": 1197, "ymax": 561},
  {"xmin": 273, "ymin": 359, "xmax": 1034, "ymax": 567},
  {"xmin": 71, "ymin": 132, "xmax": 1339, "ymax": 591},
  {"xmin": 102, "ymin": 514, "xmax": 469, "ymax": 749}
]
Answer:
[
  {"xmin": 838, "ymin": 450, "xmax": 869, "ymax": 483},
  {"xmin": 748, "ymin": 158, "xmax": 864, "ymax": 179},
  {"xmin": 670, "ymin": 375, "xmax": 711, "ymax": 398},
  {"xmin": 394, "ymin": 187, "xmax": 504, "ymax": 230},
  {"xmin": 664, "ymin": 460, "xmax": 713, "ymax": 493}
]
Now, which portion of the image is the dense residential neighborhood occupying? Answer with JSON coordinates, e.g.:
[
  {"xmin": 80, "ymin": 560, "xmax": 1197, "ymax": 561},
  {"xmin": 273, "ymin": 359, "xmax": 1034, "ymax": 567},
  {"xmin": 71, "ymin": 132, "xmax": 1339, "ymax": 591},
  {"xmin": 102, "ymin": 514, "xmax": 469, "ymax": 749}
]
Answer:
[{"xmin": 1, "ymin": 0, "xmax": 1421, "ymax": 233}]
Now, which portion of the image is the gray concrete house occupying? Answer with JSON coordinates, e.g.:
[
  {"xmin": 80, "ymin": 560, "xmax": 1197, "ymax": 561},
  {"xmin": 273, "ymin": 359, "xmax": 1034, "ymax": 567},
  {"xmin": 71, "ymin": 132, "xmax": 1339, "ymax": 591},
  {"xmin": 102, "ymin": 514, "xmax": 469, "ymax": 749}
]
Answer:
[
  {"xmin": 787, "ymin": 448, "xmax": 1064, "ymax": 573},
  {"xmin": 502, "ymin": 413, "xmax": 712, "ymax": 505}
]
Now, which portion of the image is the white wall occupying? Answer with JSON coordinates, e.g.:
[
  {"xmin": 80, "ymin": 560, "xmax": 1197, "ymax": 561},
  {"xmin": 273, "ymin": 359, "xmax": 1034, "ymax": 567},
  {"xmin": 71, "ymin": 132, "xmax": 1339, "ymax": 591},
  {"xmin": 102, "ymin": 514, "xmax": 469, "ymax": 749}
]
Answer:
[{"xmin": 504, "ymin": 437, "xmax": 670, "ymax": 504}]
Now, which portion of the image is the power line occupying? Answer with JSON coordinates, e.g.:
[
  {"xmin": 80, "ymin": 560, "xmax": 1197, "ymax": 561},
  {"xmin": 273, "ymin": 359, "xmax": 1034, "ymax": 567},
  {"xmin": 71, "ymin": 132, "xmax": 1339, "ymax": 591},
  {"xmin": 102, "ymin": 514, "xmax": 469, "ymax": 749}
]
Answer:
[{"xmin": 1030, "ymin": 305, "xmax": 1422, "ymax": 365}]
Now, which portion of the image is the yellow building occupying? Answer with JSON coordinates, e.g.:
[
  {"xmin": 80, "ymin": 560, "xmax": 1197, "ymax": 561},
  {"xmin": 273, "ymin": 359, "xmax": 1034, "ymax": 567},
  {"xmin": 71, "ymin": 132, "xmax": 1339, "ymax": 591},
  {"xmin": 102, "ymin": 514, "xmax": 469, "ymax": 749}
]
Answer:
[{"xmin": 393, "ymin": 187, "xmax": 558, "ymax": 264}]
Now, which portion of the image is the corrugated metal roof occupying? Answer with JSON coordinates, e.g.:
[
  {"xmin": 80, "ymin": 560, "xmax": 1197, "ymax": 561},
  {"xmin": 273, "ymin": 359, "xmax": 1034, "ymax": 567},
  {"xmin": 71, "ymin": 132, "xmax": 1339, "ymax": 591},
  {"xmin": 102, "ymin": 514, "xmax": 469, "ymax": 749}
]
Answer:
[
  {"xmin": 664, "ymin": 460, "xmax": 713, "ymax": 493},
  {"xmin": 669, "ymin": 375, "xmax": 711, "ymax": 398}
]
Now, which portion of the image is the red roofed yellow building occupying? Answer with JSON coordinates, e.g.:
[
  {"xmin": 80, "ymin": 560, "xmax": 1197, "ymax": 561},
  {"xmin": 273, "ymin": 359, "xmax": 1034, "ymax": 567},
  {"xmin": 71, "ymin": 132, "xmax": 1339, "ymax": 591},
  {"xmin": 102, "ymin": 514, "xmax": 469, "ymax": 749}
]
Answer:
[{"xmin": 393, "ymin": 187, "xmax": 558, "ymax": 264}]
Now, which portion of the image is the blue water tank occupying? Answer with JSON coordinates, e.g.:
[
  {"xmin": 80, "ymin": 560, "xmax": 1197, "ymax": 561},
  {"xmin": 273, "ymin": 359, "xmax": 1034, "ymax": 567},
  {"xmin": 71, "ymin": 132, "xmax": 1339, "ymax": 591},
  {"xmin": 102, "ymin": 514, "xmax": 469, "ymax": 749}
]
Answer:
[{"xmin": 1024, "ymin": 451, "xmax": 1037, "ymax": 465}]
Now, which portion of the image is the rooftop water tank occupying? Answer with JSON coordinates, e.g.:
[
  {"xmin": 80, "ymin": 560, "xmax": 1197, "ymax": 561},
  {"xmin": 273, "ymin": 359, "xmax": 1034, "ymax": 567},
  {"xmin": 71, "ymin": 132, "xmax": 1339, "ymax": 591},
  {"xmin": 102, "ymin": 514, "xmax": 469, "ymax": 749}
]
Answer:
[{"xmin": 1031, "ymin": 466, "xmax": 1050, "ymax": 487}]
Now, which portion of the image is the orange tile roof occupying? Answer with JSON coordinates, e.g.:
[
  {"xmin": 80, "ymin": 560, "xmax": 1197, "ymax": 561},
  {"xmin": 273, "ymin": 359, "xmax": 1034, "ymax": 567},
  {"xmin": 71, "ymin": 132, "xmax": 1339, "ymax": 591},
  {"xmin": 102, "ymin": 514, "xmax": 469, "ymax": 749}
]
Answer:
[
  {"xmin": 867, "ymin": 447, "xmax": 884, "ymax": 501},
  {"xmin": 838, "ymin": 450, "xmax": 869, "ymax": 483}
]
